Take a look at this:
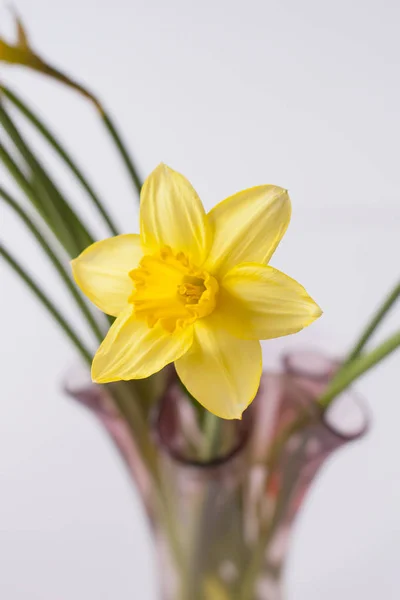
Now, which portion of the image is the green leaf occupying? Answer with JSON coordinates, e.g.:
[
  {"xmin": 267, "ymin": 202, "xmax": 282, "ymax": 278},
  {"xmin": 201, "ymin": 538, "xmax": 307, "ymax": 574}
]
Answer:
[
  {"xmin": 0, "ymin": 84, "xmax": 120, "ymax": 236},
  {"xmin": 0, "ymin": 140, "xmax": 78, "ymax": 257},
  {"xmin": 0, "ymin": 15, "xmax": 100, "ymax": 108},
  {"xmin": 0, "ymin": 101, "xmax": 95, "ymax": 254},
  {"xmin": 0, "ymin": 184, "xmax": 105, "ymax": 343},
  {"xmin": 0, "ymin": 243, "xmax": 93, "ymax": 364},
  {"xmin": 0, "ymin": 15, "xmax": 142, "ymax": 197}
]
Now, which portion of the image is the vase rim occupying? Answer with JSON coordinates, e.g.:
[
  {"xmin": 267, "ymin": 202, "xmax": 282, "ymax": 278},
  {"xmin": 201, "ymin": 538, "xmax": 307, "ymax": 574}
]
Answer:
[
  {"xmin": 152, "ymin": 387, "xmax": 254, "ymax": 469},
  {"xmin": 282, "ymin": 349, "xmax": 370, "ymax": 441},
  {"xmin": 322, "ymin": 388, "xmax": 370, "ymax": 441}
]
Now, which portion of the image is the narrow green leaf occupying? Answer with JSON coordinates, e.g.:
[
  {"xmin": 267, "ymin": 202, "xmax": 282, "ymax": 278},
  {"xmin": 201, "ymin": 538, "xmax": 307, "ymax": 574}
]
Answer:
[
  {"xmin": 0, "ymin": 243, "xmax": 92, "ymax": 365},
  {"xmin": 345, "ymin": 280, "xmax": 400, "ymax": 363},
  {"xmin": 0, "ymin": 84, "xmax": 120, "ymax": 235},
  {"xmin": 0, "ymin": 184, "xmax": 105, "ymax": 343},
  {"xmin": 0, "ymin": 141, "xmax": 77, "ymax": 256},
  {"xmin": 319, "ymin": 330, "xmax": 400, "ymax": 408},
  {"xmin": 0, "ymin": 16, "xmax": 142, "ymax": 198},
  {"xmin": 0, "ymin": 16, "xmax": 100, "ymax": 109},
  {"xmin": 101, "ymin": 112, "xmax": 142, "ymax": 196},
  {"xmin": 0, "ymin": 102, "xmax": 94, "ymax": 253}
]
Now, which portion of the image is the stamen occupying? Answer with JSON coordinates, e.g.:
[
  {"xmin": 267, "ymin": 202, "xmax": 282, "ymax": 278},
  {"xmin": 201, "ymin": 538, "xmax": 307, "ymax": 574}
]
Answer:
[
  {"xmin": 178, "ymin": 275, "xmax": 206, "ymax": 304},
  {"xmin": 129, "ymin": 246, "xmax": 218, "ymax": 332}
]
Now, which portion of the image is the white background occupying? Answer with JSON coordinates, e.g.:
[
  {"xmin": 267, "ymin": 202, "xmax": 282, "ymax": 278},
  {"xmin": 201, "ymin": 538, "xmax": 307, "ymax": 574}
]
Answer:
[{"xmin": 0, "ymin": 1, "xmax": 400, "ymax": 598}]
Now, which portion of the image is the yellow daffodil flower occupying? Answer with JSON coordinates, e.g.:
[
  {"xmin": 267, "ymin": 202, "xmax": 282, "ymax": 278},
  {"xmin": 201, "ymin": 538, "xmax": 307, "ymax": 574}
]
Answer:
[{"xmin": 72, "ymin": 164, "xmax": 321, "ymax": 419}]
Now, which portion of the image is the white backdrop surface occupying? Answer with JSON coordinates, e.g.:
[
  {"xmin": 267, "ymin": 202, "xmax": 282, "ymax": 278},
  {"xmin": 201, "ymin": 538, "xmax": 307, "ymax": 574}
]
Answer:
[{"xmin": 0, "ymin": 1, "xmax": 399, "ymax": 598}]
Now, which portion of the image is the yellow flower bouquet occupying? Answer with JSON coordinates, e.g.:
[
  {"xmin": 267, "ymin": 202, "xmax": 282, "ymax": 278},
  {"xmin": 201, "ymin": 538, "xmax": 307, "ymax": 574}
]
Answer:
[{"xmin": 1, "ymin": 17, "xmax": 399, "ymax": 600}]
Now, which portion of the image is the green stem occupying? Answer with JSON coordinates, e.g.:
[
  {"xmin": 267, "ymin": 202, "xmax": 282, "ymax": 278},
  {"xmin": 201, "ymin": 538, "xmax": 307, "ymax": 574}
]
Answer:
[
  {"xmin": 319, "ymin": 330, "xmax": 400, "ymax": 408},
  {"xmin": 0, "ymin": 84, "xmax": 120, "ymax": 236},
  {"xmin": 109, "ymin": 381, "xmax": 159, "ymax": 475},
  {"xmin": 180, "ymin": 413, "xmax": 223, "ymax": 599},
  {"xmin": 0, "ymin": 102, "xmax": 94, "ymax": 253},
  {"xmin": 201, "ymin": 411, "xmax": 222, "ymax": 461},
  {"xmin": 264, "ymin": 330, "xmax": 400, "ymax": 476},
  {"xmin": 258, "ymin": 327, "xmax": 400, "ymax": 561},
  {"xmin": 240, "ymin": 441, "xmax": 309, "ymax": 600},
  {"xmin": 265, "ymin": 409, "xmax": 314, "ymax": 470},
  {"xmin": 345, "ymin": 280, "xmax": 400, "ymax": 364},
  {"xmin": 109, "ymin": 385, "xmax": 187, "ymax": 582},
  {"xmin": 0, "ymin": 185, "xmax": 105, "ymax": 343},
  {"xmin": 101, "ymin": 111, "xmax": 142, "ymax": 197},
  {"xmin": 0, "ymin": 243, "xmax": 92, "ymax": 364}
]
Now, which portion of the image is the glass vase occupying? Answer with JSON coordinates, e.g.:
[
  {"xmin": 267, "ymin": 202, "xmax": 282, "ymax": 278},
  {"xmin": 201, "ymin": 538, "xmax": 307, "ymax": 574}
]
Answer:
[{"xmin": 65, "ymin": 351, "xmax": 368, "ymax": 600}]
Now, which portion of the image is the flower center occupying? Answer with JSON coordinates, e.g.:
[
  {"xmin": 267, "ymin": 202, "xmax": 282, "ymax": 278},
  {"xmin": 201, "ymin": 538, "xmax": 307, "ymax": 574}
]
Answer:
[{"xmin": 129, "ymin": 247, "xmax": 218, "ymax": 332}]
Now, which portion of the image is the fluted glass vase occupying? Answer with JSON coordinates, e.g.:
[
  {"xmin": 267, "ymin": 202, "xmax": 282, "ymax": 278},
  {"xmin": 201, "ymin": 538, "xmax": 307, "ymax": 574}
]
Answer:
[{"xmin": 65, "ymin": 352, "xmax": 368, "ymax": 600}]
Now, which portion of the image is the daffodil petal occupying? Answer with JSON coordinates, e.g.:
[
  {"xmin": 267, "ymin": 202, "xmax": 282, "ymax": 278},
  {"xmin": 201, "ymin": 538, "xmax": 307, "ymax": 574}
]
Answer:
[
  {"xmin": 140, "ymin": 163, "xmax": 211, "ymax": 265},
  {"xmin": 219, "ymin": 263, "xmax": 322, "ymax": 340},
  {"xmin": 71, "ymin": 234, "xmax": 142, "ymax": 316},
  {"xmin": 205, "ymin": 185, "xmax": 291, "ymax": 276},
  {"xmin": 175, "ymin": 316, "xmax": 262, "ymax": 419},
  {"xmin": 92, "ymin": 307, "xmax": 194, "ymax": 383}
]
